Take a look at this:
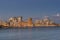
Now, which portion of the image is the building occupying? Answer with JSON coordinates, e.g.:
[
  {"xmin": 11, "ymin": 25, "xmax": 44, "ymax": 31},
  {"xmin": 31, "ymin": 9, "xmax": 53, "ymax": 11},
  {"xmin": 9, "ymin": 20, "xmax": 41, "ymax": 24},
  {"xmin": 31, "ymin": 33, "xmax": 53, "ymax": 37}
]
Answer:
[
  {"xmin": 17, "ymin": 16, "xmax": 22, "ymax": 22},
  {"xmin": 17, "ymin": 16, "xmax": 23, "ymax": 27},
  {"xmin": 8, "ymin": 17, "xmax": 18, "ymax": 27},
  {"xmin": 27, "ymin": 17, "xmax": 33, "ymax": 27}
]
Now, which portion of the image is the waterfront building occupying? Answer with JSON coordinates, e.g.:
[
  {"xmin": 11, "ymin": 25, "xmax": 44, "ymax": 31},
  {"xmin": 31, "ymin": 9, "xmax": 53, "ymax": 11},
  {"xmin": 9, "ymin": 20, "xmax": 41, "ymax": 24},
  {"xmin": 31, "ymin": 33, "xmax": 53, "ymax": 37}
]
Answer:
[
  {"xmin": 8, "ymin": 16, "xmax": 23, "ymax": 27},
  {"xmin": 17, "ymin": 16, "xmax": 22, "ymax": 22},
  {"xmin": 39, "ymin": 20, "xmax": 44, "ymax": 24},
  {"xmin": 34, "ymin": 20, "xmax": 40, "ymax": 26},
  {"xmin": 17, "ymin": 16, "xmax": 23, "ymax": 27},
  {"xmin": 43, "ymin": 16, "xmax": 51, "ymax": 25},
  {"xmin": 21, "ymin": 21, "xmax": 28, "ymax": 28},
  {"xmin": 35, "ymin": 20, "xmax": 40, "ymax": 24},
  {"xmin": 8, "ymin": 17, "xmax": 18, "ymax": 27},
  {"xmin": 27, "ymin": 18, "xmax": 33, "ymax": 27}
]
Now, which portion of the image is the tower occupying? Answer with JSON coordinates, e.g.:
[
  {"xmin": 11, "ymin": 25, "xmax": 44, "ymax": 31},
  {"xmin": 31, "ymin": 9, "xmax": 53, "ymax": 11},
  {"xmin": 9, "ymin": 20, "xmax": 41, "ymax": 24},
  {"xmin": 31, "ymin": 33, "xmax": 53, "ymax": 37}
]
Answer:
[
  {"xmin": 27, "ymin": 17, "xmax": 33, "ymax": 27},
  {"xmin": 17, "ymin": 16, "xmax": 23, "ymax": 27},
  {"xmin": 28, "ymin": 17, "xmax": 32, "ymax": 24},
  {"xmin": 17, "ymin": 16, "xmax": 22, "ymax": 22}
]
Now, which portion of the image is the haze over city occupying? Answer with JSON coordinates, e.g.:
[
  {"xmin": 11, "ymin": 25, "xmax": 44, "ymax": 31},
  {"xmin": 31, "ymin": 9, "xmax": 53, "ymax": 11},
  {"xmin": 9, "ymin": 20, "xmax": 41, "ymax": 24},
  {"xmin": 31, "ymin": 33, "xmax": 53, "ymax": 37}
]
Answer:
[{"xmin": 0, "ymin": 0, "xmax": 60, "ymax": 22}]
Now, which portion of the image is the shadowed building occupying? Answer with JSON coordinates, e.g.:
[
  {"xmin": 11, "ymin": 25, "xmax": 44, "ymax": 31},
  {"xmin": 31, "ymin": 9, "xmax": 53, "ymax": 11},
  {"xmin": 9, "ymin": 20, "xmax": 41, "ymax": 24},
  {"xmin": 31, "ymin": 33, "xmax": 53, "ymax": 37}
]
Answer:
[{"xmin": 27, "ymin": 17, "xmax": 33, "ymax": 27}]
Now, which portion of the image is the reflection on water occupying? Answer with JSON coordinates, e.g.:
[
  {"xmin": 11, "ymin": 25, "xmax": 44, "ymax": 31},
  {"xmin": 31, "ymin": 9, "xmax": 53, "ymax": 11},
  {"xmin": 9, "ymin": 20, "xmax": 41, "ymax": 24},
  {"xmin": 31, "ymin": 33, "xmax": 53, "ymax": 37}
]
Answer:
[{"xmin": 0, "ymin": 27, "xmax": 60, "ymax": 40}]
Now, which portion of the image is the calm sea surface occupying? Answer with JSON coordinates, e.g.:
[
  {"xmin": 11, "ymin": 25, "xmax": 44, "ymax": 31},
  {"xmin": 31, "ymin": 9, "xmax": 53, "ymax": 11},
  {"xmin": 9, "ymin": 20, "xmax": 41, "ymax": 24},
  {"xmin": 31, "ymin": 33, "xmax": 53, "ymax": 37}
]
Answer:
[{"xmin": 0, "ymin": 26, "xmax": 60, "ymax": 40}]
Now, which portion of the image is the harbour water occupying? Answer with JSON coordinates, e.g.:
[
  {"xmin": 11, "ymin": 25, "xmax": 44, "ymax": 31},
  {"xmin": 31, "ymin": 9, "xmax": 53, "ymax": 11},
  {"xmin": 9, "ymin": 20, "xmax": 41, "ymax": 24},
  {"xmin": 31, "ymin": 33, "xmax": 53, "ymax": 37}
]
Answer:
[{"xmin": 0, "ymin": 26, "xmax": 60, "ymax": 40}]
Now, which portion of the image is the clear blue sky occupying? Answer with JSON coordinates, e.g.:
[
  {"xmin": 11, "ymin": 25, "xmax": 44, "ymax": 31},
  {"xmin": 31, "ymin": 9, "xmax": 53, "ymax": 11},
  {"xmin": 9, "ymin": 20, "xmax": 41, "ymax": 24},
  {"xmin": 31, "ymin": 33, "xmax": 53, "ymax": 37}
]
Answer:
[{"xmin": 0, "ymin": 0, "xmax": 60, "ymax": 20}]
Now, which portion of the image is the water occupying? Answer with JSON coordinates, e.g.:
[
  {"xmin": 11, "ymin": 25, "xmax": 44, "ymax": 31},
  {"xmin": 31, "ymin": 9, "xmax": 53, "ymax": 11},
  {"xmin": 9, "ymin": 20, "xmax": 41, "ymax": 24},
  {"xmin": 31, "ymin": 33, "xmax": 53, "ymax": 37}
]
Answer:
[{"xmin": 0, "ymin": 27, "xmax": 60, "ymax": 40}]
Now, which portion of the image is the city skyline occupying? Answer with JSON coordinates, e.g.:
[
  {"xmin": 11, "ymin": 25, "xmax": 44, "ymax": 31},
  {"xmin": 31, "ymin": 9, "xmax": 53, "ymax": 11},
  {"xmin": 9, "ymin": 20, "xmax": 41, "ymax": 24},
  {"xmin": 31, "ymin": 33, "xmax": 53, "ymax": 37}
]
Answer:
[
  {"xmin": 0, "ymin": 0, "xmax": 60, "ymax": 21},
  {"xmin": 0, "ymin": 16, "xmax": 59, "ymax": 28},
  {"xmin": 0, "ymin": 0, "xmax": 60, "ymax": 40}
]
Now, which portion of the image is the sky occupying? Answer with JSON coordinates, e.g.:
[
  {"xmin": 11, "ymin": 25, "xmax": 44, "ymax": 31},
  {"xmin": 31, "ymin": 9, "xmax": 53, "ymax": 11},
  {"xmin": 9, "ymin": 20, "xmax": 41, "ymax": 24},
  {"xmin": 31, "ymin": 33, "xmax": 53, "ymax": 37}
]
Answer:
[{"xmin": 0, "ymin": 0, "xmax": 60, "ymax": 21}]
